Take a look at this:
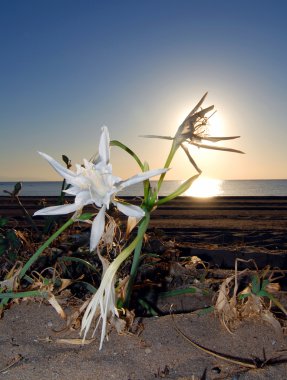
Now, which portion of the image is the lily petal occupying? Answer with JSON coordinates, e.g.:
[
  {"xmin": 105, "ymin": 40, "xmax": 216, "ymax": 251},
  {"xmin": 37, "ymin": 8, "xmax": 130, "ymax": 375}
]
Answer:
[
  {"xmin": 64, "ymin": 186, "xmax": 82, "ymax": 195},
  {"xmin": 98, "ymin": 126, "xmax": 110, "ymax": 165},
  {"xmin": 116, "ymin": 168, "xmax": 168, "ymax": 190},
  {"xmin": 38, "ymin": 152, "xmax": 76, "ymax": 184},
  {"xmin": 180, "ymin": 143, "xmax": 202, "ymax": 174},
  {"xmin": 33, "ymin": 203, "xmax": 78, "ymax": 216},
  {"xmin": 114, "ymin": 201, "xmax": 145, "ymax": 218},
  {"xmin": 191, "ymin": 141, "xmax": 245, "ymax": 154},
  {"xmin": 202, "ymin": 136, "xmax": 241, "ymax": 142},
  {"xmin": 183, "ymin": 92, "xmax": 208, "ymax": 121},
  {"xmin": 75, "ymin": 190, "xmax": 93, "ymax": 208},
  {"xmin": 90, "ymin": 206, "xmax": 106, "ymax": 251}
]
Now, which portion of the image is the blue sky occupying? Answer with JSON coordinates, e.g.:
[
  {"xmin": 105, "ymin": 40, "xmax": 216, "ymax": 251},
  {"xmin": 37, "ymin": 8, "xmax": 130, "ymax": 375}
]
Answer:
[{"xmin": 1, "ymin": 0, "xmax": 287, "ymax": 181}]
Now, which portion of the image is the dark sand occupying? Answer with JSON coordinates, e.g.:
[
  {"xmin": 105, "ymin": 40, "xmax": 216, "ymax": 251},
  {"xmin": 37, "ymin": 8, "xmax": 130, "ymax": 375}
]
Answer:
[{"xmin": 1, "ymin": 196, "xmax": 287, "ymax": 379}]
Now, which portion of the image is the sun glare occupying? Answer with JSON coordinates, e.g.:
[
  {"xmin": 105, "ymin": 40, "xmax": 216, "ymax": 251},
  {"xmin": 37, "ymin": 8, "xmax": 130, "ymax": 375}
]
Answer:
[
  {"xmin": 183, "ymin": 177, "xmax": 223, "ymax": 197},
  {"xmin": 207, "ymin": 112, "xmax": 225, "ymax": 136}
]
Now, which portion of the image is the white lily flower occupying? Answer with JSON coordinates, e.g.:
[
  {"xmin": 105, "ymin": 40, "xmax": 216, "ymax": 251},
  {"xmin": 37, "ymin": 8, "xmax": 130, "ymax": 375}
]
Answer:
[
  {"xmin": 34, "ymin": 126, "xmax": 167, "ymax": 251},
  {"xmin": 141, "ymin": 93, "xmax": 244, "ymax": 173}
]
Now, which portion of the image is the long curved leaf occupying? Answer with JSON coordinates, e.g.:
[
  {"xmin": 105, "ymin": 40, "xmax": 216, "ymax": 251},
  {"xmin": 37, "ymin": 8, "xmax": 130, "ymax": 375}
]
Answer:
[
  {"xmin": 110, "ymin": 140, "xmax": 144, "ymax": 170},
  {"xmin": 0, "ymin": 290, "xmax": 48, "ymax": 299},
  {"xmin": 59, "ymin": 256, "xmax": 100, "ymax": 273},
  {"xmin": 156, "ymin": 174, "xmax": 200, "ymax": 206}
]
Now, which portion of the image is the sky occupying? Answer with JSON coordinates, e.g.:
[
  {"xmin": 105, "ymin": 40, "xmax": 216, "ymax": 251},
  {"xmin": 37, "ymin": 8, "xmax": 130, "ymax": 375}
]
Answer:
[{"xmin": 1, "ymin": 0, "xmax": 287, "ymax": 182}]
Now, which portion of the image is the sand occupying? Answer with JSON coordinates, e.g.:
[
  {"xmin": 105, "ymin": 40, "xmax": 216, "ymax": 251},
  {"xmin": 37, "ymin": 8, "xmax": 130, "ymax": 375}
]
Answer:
[
  {"xmin": 1, "ymin": 301, "xmax": 287, "ymax": 380},
  {"xmin": 1, "ymin": 196, "xmax": 287, "ymax": 379}
]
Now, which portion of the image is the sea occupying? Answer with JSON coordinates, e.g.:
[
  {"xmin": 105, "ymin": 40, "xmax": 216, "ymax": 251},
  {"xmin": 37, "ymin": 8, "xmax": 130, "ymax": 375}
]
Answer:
[{"xmin": 1, "ymin": 179, "xmax": 287, "ymax": 197}]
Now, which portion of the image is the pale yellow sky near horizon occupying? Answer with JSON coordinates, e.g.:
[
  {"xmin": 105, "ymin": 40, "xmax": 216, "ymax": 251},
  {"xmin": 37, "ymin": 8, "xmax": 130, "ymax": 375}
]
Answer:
[
  {"xmin": 2, "ymin": 94, "xmax": 283, "ymax": 183},
  {"xmin": 1, "ymin": 98, "xmax": 285, "ymax": 183}
]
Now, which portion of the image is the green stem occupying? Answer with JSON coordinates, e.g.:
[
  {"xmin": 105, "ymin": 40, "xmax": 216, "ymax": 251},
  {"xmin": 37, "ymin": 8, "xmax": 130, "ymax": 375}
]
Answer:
[
  {"xmin": 15, "ymin": 195, "xmax": 40, "ymax": 236},
  {"xmin": 124, "ymin": 212, "xmax": 150, "ymax": 307},
  {"xmin": 19, "ymin": 218, "xmax": 74, "ymax": 280},
  {"xmin": 110, "ymin": 217, "xmax": 149, "ymax": 270},
  {"xmin": 43, "ymin": 179, "xmax": 69, "ymax": 234},
  {"xmin": 157, "ymin": 141, "xmax": 177, "ymax": 191}
]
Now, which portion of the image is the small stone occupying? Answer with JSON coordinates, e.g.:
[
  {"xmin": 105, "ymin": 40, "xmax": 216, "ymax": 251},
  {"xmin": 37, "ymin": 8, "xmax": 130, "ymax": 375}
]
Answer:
[
  {"xmin": 145, "ymin": 348, "xmax": 152, "ymax": 354},
  {"xmin": 211, "ymin": 367, "xmax": 221, "ymax": 374}
]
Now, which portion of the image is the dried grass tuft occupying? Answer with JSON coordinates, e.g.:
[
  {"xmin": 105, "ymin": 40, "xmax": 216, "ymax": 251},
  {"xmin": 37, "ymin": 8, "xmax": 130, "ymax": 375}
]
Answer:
[{"xmin": 214, "ymin": 259, "xmax": 284, "ymax": 336}]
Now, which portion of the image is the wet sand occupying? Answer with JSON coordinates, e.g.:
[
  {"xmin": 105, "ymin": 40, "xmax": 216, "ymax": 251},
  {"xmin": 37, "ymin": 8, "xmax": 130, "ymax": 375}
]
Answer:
[
  {"xmin": 2, "ymin": 195, "xmax": 287, "ymax": 268},
  {"xmin": 2, "ymin": 195, "xmax": 287, "ymax": 231}
]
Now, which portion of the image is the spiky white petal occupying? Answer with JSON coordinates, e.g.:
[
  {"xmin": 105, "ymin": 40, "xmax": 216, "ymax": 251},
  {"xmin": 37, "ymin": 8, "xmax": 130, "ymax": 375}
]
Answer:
[
  {"xmin": 114, "ymin": 201, "xmax": 145, "ymax": 218},
  {"xmin": 116, "ymin": 168, "xmax": 167, "ymax": 190},
  {"xmin": 38, "ymin": 152, "xmax": 76, "ymax": 183},
  {"xmin": 98, "ymin": 126, "xmax": 110, "ymax": 166},
  {"xmin": 90, "ymin": 206, "xmax": 106, "ymax": 251},
  {"xmin": 34, "ymin": 203, "xmax": 78, "ymax": 216}
]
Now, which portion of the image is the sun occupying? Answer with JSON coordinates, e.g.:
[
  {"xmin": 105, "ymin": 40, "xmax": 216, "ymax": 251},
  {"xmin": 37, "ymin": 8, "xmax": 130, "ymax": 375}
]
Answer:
[
  {"xmin": 183, "ymin": 177, "xmax": 223, "ymax": 197},
  {"xmin": 175, "ymin": 106, "xmax": 225, "ymax": 138}
]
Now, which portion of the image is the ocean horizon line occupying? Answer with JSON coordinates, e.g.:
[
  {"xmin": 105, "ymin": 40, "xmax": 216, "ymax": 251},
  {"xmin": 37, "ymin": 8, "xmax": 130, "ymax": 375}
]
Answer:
[
  {"xmin": 1, "ymin": 179, "xmax": 287, "ymax": 197},
  {"xmin": 1, "ymin": 178, "xmax": 287, "ymax": 183}
]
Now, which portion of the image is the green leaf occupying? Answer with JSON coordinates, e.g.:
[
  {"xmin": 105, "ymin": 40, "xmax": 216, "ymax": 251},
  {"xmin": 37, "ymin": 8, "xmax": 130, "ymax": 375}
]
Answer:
[
  {"xmin": 195, "ymin": 306, "xmax": 214, "ymax": 316},
  {"xmin": 6, "ymin": 230, "xmax": 21, "ymax": 249},
  {"xmin": 110, "ymin": 140, "xmax": 144, "ymax": 170},
  {"xmin": 238, "ymin": 293, "xmax": 251, "ymax": 300},
  {"xmin": 58, "ymin": 256, "xmax": 100, "ymax": 273},
  {"xmin": 156, "ymin": 174, "xmax": 200, "ymax": 206},
  {"xmin": 251, "ymin": 276, "xmax": 260, "ymax": 294},
  {"xmin": 75, "ymin": 281, "xmax": 97, "ymax": 294},
  {"xmin": 0, "ymin": 217, "xmax": 8, "ymax": 227},
  {"xmin": 261, "ymin": 279, "xmax": 269, "ymax": 290},
  {"xmin": 0, "ymin": 290, "xmax": 49, "ymax": 299},
  {"xmin": 0, "ymin": 243, "xmax": 6, "ymax": 256},
  {"xmin": 117, "ymin": 298, "xmax": 124, "ymax": 309},
  {"xmin": 159, "ymin": 287, "xmax": 198, "ymax": 298},
  {"xmin": 257, "ymin": 290, "xmax": 269, "ymax": 297},
  {"xmin": 138, "ymin": 298, "xmax": 158, "ymax": 316}
]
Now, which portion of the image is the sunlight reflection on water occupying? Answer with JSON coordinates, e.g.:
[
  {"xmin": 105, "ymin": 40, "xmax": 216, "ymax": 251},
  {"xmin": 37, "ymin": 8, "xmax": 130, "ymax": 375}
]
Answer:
[{"xmin": 183, "ymin": 177, "xmax": 223, "ymax": 197}]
